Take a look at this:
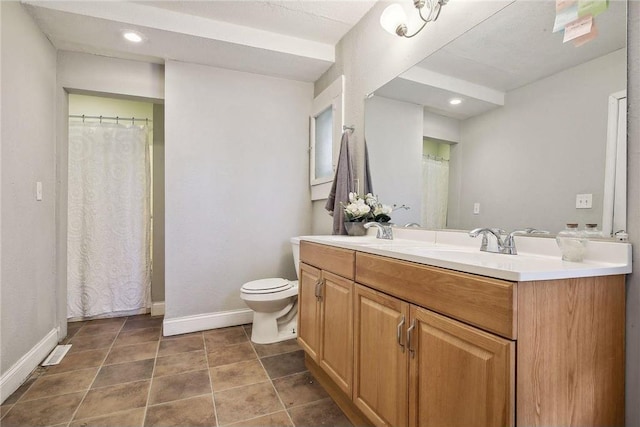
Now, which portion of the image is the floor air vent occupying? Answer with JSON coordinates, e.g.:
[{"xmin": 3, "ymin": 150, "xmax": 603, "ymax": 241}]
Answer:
[{"xmin": 41, "ymin": 344, "xmax": 72, "ymax": 366}]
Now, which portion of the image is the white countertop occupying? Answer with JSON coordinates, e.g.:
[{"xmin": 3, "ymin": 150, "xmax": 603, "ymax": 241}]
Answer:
[{"xmin": 299, "ymin": 229, "xmax": 632, "ymax": 282}]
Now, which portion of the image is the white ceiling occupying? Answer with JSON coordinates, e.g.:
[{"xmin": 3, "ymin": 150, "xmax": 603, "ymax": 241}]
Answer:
[
  {"xmin": 23, "ymin": 0, "xmax": 378, "ymax": 82},
  {"xmin": 23, "ymin": 0, "xmax": 627, "ymax": 107},
  {"xmin": 374, "ymin": 0, "xmax": 627, "ymax": 120}
]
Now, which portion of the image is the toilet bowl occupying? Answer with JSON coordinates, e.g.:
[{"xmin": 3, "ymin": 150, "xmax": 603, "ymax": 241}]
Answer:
[{"xmin": 240, "ymin": 237, "xmax": 300, "ymax": 344}]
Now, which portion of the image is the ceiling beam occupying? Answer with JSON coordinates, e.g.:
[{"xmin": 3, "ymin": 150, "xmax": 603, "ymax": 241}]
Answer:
[{"xmin": 23, "ymin": 1, "xmax": 335, "ymax": 62}]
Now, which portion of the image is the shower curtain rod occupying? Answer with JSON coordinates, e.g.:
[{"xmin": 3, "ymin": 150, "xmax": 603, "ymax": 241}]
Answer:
[
  {"xmin": 424, "ymin": 154, "xmax": 449, "ymax": 161},
  {"xmin": 69, "ymin": 114, "xmax": 151, "ymax": 125}
]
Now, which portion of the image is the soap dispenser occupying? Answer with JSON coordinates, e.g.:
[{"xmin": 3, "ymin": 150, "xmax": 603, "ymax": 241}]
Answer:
[
  {"xmin": 584, "ymin": 223, "xmax": 601, "ymax": 238},
  {"xmin": 556, "ymin": 223, "xmax": 588, "ymax": 262}
]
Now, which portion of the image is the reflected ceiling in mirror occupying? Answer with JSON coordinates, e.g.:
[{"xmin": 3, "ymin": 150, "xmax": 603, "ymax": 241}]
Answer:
[{"xmin": 366, "ymin": 0, "xmax": 626, "ymax": 234}]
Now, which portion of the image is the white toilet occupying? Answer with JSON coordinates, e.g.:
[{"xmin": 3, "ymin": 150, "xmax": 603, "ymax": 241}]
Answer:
[{"xmin": 240, "ymin": 237, "xmax": 300, "ymax": 344}]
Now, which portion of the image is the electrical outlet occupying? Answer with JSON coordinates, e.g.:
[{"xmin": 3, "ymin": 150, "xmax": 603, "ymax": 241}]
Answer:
[
  {"xmin": 473, "ymin": 202, "xmax": 480, "ymax": 215},
  {"xmin": 576, "ymin": 193, "xmax": 592, "ymax": 209}
]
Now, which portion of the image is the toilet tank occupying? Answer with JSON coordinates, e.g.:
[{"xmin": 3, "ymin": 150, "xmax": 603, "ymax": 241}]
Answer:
[{"xmin": 290, "ymin": 237, "xmax": 301, "ymax": 279}]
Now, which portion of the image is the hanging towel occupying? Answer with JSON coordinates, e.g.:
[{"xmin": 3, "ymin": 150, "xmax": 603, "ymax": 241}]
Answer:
[
  {"xmin": 325, "ymin": 131, "xmax": 354, "ymax": 235},
  {"xmin": 363, "ymin": 140, "xmax": 374, "ymax": 195}
]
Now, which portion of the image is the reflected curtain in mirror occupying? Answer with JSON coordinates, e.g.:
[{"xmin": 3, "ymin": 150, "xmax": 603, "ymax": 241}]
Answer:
[{"xmin": 422, "ymin": 156, "xmax": 449, "ymax": 229}]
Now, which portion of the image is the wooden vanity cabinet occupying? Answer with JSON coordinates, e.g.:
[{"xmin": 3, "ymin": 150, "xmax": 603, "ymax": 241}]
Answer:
[
  {"xmin": 353, "ymin": 285, "xmax": 410, "ymax": 427},
  {"xmin": 300, "ymin": 242, "xmax": 625, "ymax": 427},
  {"xmin": 407, "ymin": 305, "xmax": 514, "ymax": 427},
  {"xmin": 298, "ymin": 263, "xmax": 322, "ymax": 360},
  {"xmin": 298, "ymin": 242, "xmax": 355, "ymax": 397},
  {"xmin": 354, "ymin": 284, "xmax": 514, "ymax": 427}
]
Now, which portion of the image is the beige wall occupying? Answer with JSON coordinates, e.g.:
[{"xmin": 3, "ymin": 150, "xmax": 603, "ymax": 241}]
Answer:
[
  {"xmin": 626, "ymin": 2, "xmax": 639, "ymax": 424},
  {"xmin": 449, "ymin": 49, "xmax": 625, "ymax": 232},
  {"xmin": 364, "ymin": 95, "xmax": 423, "ymax": 225},
  {"xmin": 0, "ymin": 0, "xmax": 57, "ymax": 389},
  {"xmin": 164, "ymin": 61, "xmax": 313, "ymax": 321},
  {"xmin": 152, "ymin": 104, "xmax": 165, "ymax": 303}
]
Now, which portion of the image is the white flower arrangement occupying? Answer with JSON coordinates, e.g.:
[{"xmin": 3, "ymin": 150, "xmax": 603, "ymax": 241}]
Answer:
[{"xmin": 342, "ymin": 192, "xmax": 393, "ymax": 223}]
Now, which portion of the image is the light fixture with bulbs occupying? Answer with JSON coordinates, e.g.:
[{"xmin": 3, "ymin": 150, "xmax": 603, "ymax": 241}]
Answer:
[{"xmin": 380, "ymin": 0, "xmax": 448, "ymax": 38}]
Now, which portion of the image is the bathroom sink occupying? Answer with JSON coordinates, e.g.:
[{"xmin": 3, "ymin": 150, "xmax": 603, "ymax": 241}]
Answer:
[
  {"xmin": 306, "ymin": 235, "xmax": 379, "ymax": 244},
  {"xmin": 300, "ymin": 232, "xmax": 632, "ymax": 282},
  {"xmin": 359, "ymin": 241, "xmax": 474, "ymax": 254}
]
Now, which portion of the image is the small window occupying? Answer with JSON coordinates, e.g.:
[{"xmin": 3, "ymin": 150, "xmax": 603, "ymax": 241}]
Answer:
[
  {"xmin": 310, "ymin": 76, "xmax": 344, "ymax": 200},
  {"xmin": 312, "ymin": 106, "xmax": 334, "ymax": 182}
]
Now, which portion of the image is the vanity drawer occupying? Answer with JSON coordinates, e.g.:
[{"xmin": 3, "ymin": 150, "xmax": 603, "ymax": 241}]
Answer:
[
  {"xmin": 356, "ymin": 252, "xmax": 517, "ymax": 339},
  {"xmin": 300, "ymin": 241, "xmax": 355, "ymax": 280}
]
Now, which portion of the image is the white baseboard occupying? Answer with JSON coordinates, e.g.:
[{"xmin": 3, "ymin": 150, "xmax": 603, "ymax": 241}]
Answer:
[
  {"xmin": 0, "ymin": 328, "xmax": 58, "ymax": 404},
  {"xmin": 163, "ymin": 308, "xmax": 253, "ymax": 337},
  {"xmin": 151, "ymin": 301, "xmax": 165, "ymax": 316}
]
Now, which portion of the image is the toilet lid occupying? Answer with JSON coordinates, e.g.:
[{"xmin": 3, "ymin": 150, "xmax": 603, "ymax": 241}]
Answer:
[{"xmin": 241, "ymin": 278, "xmax": 292, "ymax": 294}]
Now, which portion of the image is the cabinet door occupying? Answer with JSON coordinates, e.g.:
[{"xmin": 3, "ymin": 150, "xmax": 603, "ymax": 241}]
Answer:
[
  {"xmin": 354, "ymin": 284, "xmax": 410, "ymax": 427},
  {"xmin": 408, "ymin": 306, "xmax": 514, "ymax": 427},
  {"xmin": 298, "ymin": 263, "xmax": 321, "ymax": 360},
  {"xmin": 318, "ymin": 271, "xmax": 353, "ymax": 397}
]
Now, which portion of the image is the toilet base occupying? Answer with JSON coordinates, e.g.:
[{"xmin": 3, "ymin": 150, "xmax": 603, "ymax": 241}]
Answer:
[{"xmin": 250, "ymin": 301, "xmax": 298, "ymax": 344}]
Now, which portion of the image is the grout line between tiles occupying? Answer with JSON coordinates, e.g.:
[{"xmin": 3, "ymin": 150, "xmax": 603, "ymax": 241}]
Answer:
[
  {"xmin": 8, "ymin": 379, "xmax": 38, "ymax": 405},
  {"xmin": 226, "ymin": 409, "xmax": 292, "ymax": 427},
  {"xmin": 4, "ymin": 318, "xmax": 347, "ymax": 427},
  {"xmin": 145, "ymin": 391, "xmax": 212, "ymax": 408},
  {"xmin": 66, "ymin": 317, "xmax": 127, "ymax": 425},
  {"xmin": 141, "ymin": 333, "xmax": 162, "ymax": 427},
  {"xmin": 212, "ymin": 378, "xmax": 274, "ymax": 394},
  {"xmin": 245, "ymin": 326, "xmax": 296, "ymax": 427},
  {"xmin": 203, "ymin": 332, "xmax": 221, "ymax": 427},
  {"xmin": 66, "ymin": 406, "xmax": 144, "ymax": 425}
]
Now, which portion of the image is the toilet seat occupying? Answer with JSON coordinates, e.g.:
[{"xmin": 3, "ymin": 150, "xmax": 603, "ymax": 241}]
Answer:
[{"xmin": 241, "ymin": 278, "xmax": 293, "ymax": 294}]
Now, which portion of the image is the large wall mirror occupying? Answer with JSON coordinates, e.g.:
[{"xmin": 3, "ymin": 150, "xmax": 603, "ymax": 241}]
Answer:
[{"xmin": 365, "ymin": 0, "xmax": 627, "ymax": 235}]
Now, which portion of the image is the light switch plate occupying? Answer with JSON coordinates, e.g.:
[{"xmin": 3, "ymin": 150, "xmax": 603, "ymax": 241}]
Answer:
[{"xmin": 36, "ymin": 181, "xmax": 43, "ymax": 201}]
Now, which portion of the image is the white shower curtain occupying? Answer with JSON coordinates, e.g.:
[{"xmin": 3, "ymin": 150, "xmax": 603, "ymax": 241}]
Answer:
[
  {"xmin": 67, "ymin": 122, "xmax": 151, "ymax": 319},
  {"xmin": 422, "ymin": 156, "xmax": 449, "ymax": 229}
]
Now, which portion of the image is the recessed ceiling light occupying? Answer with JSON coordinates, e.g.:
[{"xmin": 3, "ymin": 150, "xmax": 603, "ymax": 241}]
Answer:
[
  {"xmin": 449, "ymin": 98, "xmax": 463, "ymax": 105},
  {"xmin": 123, "ymin": 31, "xmax": 143, "ymax": 43}
]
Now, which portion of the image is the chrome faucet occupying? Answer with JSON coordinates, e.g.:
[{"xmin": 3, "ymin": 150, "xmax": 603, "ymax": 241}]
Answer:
[
  {"xmin": 469, "ymin": 228, "xmax": 506, "ymax": 252},
  {"xmin": 365, "ymin": 222, "xmax": 393, "ymax": 240},
  {"xmin": 469, "ymin": 227, "xmax": 548, "ymax": 255},
  {"xmin": 404, "ymin": 223, "xmax": 421, "ymax": 228},
  {"xmin": 502, "ymin": 228, "xmax": 549, "ymax": 255}
]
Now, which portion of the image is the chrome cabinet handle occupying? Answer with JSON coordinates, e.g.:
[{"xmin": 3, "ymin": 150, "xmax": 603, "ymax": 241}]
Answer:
[
  {"xmin": 407, "ymin": 319, "xmax": 416, "ymax": 357},
  {"xmin": 397, "ymin": 315, "xmax": 406, "ymax": 352},
  {"xmin": 314, "ymin": 278, "xmax": 324, "ymax": 301}
]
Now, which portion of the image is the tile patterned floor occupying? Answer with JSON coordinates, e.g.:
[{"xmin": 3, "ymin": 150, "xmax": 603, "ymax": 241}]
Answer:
[{"xmin": 0, "ymin": 315, "xmax": 353, "ymax": 427}]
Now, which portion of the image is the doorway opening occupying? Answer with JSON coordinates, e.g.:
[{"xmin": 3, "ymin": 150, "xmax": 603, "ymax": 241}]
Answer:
[
  {"xmin": 422, "ymin": 138, "xmax": 452, "ymax": 229},
  {"xmin": 66, "ymin": 93, "xmax": 164, "ymax": 321}
]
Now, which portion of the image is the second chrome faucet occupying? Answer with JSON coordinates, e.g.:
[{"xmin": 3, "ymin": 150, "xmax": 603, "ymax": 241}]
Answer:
[
  {"xmin": 364, "ymin": 222, "xmax": 393, "ymax": 240},
  {"xmin": 469, "ymin": 227, "xmax": 548, "ymax": 255}
]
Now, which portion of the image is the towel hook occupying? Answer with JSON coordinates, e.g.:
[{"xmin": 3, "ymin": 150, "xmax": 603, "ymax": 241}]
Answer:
[{"xmin": 343, "ymin": 125, "xmax": 355, "ymax": 132}]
